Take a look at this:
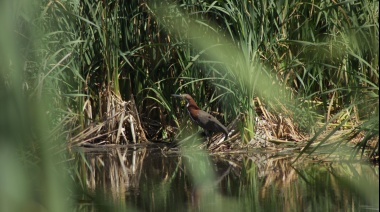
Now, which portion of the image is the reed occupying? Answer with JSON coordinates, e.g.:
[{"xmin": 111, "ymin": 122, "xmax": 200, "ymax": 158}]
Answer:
[
  {"xmin": 20, "ymin": 0, "xmax": 375, "ymax": 156},
  {"xmin": 0, "ymin": 0, "xmax": 378, "ymax": 209}
]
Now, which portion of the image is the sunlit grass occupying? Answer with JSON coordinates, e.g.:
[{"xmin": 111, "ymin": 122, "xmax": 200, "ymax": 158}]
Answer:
[{"xmin": 0, "ymin": 0, "xmax": 378, "ymax": 211}]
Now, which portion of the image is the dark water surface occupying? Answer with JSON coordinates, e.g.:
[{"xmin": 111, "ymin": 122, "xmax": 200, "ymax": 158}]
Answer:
[{"xmin": 74, "ymin": 144, "xmax": 379, "ymax": 211}]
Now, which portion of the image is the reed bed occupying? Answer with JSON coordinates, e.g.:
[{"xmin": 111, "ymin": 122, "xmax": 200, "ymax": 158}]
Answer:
[
  {"xmin": 38, "ymin": 0, "xmax": 376, "ymax": 160},
  {"xmin": 1, "ymin": 0, "xmax": 374, "ymax": 157},
  {"xmin": 0, "ymin": 0, "xmax": 378, "ymax": 210}
]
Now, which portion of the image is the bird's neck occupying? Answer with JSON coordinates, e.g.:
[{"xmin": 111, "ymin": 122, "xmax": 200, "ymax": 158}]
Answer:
[
  {"xmin": 186, "ymin": 105, "xmax": 199, "ymax": 123},
  {"xmin": 186, "ymin": 100, "xmax": 200, "ymax": 110},
  {"xmin": 186, "ymin": 100, "xmax": 200, "ymax": 123}
]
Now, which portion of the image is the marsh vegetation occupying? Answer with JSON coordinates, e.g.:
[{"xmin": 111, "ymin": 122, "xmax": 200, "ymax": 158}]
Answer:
[{"xmin": 0, "ymin": 0, "xmax": 378, "ymax": 211}]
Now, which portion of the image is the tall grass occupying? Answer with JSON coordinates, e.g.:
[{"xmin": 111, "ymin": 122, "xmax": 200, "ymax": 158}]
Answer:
[
  {"xmin": 148, "ymin": 0, "xmax": 378, "ymax": 157},
  {"xmin": 0, "ymin": 1, "xmax": 378, "ymax": 210},
  {"xmin": 21, "ymin": 0, "xmax": 376, "ymax": 153},
  {"xmin": 26, "ymin": 0, "xmax": 376, "ymax": 153}
]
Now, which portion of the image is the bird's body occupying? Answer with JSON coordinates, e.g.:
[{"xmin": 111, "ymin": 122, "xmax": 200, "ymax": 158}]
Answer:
[{"xmin": 172, "ymin": 94, "xmax": 228, "ymax": 139}]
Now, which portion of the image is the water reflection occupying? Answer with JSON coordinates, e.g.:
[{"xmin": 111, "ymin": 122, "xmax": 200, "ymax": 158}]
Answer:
[{"xmin": 74, "ymin": 145, "xmax": 379, "ymax": 211}]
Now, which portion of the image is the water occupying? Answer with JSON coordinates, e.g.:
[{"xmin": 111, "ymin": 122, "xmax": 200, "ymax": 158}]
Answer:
[{"xmin": 74, "ymin": 144, "xmax": 379, "ymax": 211}]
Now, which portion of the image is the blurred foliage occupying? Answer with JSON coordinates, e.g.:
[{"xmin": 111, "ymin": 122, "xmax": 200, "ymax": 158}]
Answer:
[
  {"xmin": 0, "ymin": 0, "xmax": 378, "ymax": 211},
  {"xmin": 0, "ymin": 1, "xmax": 72, "ymax": 212}
]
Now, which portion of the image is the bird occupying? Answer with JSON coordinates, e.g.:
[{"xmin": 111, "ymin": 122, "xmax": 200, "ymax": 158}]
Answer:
[{"xmin": 172, "ymin": 94, "xmax": 228, "ymax": 140}]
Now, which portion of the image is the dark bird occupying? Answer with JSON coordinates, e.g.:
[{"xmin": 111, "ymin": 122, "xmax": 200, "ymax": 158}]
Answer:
[{"xmin": 172, "ymin": 94, "xmax": 228, "ymax": 140}]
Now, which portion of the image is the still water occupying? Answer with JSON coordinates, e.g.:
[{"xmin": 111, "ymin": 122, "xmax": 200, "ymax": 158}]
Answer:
[{"xmin": 74, "ymin": 144, "xmax": 379, "ymax": 211}]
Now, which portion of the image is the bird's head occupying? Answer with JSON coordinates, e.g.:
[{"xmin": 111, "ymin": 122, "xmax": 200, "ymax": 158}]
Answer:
[{"xmin": 172, "ymin": 94, "xmax": 199, "ymax": 108}]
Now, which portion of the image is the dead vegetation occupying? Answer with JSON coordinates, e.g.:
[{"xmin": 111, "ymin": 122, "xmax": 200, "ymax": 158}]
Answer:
[
  {"xmin": 70, "ymin": 92, "xmax": 148, "ymax": 147},
  {"xmin": 69, "ymin": 93, "xmax": 377, "ymax": 162},
  {"xmin": 70, "ymin": 95, "xmax": 310, "ymax": 151}
]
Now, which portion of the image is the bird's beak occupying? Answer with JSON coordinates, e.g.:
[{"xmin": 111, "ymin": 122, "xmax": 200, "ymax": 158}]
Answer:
[{"xmin": 171, "ymin": 94, "xmax": 183, "ymax": 99}]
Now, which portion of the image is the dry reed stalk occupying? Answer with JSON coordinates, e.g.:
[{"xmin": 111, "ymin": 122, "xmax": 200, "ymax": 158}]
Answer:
[{"xmin": 71, "ymin": 92, "xmax": 148, "ymax": 145}]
